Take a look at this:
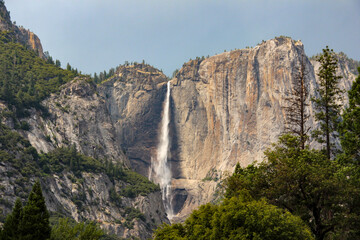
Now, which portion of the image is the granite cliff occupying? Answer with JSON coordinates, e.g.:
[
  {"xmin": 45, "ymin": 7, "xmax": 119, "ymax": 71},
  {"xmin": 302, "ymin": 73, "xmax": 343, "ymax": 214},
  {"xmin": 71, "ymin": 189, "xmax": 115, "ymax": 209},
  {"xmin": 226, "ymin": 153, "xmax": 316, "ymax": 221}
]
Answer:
[
  {"xmin": 20, "ymin": 37, "xmax": 357, "ymax": 222},
  {"xmin": 0, "ymin": 1, "xmax": 358, "ymax": 234},
  {"xmin": 168, "ymin": 37, "xmax": 357, "ymax": 219}
]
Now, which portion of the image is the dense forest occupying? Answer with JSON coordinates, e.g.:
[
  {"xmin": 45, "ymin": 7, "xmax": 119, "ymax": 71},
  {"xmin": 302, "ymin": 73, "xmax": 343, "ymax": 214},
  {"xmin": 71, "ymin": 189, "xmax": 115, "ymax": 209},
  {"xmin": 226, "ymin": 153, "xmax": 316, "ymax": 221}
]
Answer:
[{"xmin": 0, "ymin": 31, "xmax": 80, "ymax": 117}]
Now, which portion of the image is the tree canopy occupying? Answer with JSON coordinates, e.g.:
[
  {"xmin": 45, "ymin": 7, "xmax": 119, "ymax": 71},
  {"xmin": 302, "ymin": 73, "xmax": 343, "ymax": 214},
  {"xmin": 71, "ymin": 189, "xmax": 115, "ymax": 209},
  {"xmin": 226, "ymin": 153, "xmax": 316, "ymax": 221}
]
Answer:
[
  {"xmin": 340, "ymin": 66, "xmax": 360, "ymax": 164},
  {"xmin": 50, "ymin": 218, "xmax": 104, "ymax": 240},
  {"xmin": 154, "ymin": 192, "xmax": 314, "ymax": 240},
  {"xmin": 225, "ymin": 134, "xmax": 359, "ymax": 240}
]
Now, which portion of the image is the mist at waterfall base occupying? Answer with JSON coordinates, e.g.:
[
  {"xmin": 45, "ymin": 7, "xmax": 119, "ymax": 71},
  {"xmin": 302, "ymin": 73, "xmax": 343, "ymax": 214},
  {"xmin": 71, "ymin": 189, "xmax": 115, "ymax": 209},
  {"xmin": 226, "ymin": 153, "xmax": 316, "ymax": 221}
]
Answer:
[{"xmin": 149, "ymin": 81, "xmax": 174, "ymax": 219}]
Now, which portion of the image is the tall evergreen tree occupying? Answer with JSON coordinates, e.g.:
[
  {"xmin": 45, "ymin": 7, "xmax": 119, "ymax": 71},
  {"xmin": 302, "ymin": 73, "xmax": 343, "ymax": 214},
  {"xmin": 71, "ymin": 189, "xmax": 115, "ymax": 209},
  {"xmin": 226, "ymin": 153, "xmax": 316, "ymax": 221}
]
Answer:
[
  {"xmin": 340, "ymin": 67, "xmax": 360, "ymax": 164},
  {"xmin": 1, "ymin": 198, "xmax": 23, "ymax": 240},
  {"xmin": 312, "ymin": 46, "xmax": 343, "ymax": 159},
  {"xmin": 19, "ymin": 181, "xmax": 51, "ymax": 240},
  {"xmin": 284, "ymin": 53, "xmax": 311, "ymax": 149}
]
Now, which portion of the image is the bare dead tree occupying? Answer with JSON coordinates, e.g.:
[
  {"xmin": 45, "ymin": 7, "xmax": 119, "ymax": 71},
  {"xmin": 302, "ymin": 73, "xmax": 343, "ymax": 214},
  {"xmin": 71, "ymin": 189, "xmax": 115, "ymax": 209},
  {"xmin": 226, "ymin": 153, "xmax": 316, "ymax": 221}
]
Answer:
[{"xmin": 283, "ymin": 53, "xmax": 311, "ymax": 149}]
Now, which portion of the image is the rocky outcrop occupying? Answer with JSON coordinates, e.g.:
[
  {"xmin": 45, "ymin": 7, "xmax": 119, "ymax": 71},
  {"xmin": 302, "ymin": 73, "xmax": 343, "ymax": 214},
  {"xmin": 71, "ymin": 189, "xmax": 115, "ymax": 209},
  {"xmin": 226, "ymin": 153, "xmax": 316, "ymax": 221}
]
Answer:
[
  {"xmin": 23, "ymin": 64, "xmax": 169, "ymax": 171},
  {"xmin": 0, "ymin": 1, "xmax": 44, "ymax": 58},
  {"xmin": 24, "ymin": 78, "xmax": 128, "ymax": 165}
]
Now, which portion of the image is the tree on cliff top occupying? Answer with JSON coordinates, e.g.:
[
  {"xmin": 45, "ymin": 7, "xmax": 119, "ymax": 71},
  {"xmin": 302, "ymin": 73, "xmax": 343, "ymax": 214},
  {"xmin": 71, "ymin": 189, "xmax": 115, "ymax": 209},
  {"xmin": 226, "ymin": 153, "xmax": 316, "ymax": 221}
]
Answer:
[{"xmin": 312, "ymin": 46, "xmax": 344, "ymax": 159}]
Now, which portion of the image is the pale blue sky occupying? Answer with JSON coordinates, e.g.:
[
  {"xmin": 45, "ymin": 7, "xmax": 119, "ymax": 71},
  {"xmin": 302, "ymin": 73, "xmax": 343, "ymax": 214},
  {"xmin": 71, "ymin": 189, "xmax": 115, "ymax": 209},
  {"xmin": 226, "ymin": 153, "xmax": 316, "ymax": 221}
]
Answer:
[{"xmin": 5, "ymin": 0, "xmax": 360, "ymax": 76}]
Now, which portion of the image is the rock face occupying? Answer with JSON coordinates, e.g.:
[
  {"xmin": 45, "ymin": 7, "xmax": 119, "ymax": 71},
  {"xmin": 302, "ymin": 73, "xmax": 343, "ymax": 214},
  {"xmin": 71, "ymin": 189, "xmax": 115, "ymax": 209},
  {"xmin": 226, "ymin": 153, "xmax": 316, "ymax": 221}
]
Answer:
[
  {"xmin": 100, "ymin": 65, "xmax": 169, "ymax": 175},
  {"xmin": 167, "ymin": 37, "xmax": 357, "ymax": 219},
  {"xmin": 0, "ymin": 1, "xmax": 44, "ymax": 58},
  {"xmin": 24, "ymin": 78, "xmax": 128, "ymax": 165},
  {"xmin": 24, "ymin": 64, "xmax": 168, "ymax": 172},
  {"xmin": 17, "ymin": 38, "xmax": 358, "ymax": 223}
]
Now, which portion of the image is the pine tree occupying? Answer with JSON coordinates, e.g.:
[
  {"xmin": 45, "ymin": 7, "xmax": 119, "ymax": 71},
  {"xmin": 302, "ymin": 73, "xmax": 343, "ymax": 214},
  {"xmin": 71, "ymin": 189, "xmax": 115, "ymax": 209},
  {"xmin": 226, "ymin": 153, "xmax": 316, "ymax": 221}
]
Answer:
[
  {"xmin": 66, "ymin": 63, "xmax": 72, "ymax": 71},
  {"xmin": 19, "ymin": 181, "xmax": 51, "ymax": 240},
  {"xmin": 1, "ymin": 198, "xmax": 23, "ymax": 240},
  {"xmin": 284, "ymin": 53, "xmax": 310, "ymax": 149},
  {"xmin": 55, "ymin": 59, "xmax": 61, "ymax": 68},
  {"xmin": 93, "ymin": 73, "xmax": 99, "ymax": 83},
  {"xmin": 340, "ymin": 67, "xmax": 360, "ymax": 164},
  {"xmin": 312, "ymin": 46, "xmax": 343, "ymax": 159}
]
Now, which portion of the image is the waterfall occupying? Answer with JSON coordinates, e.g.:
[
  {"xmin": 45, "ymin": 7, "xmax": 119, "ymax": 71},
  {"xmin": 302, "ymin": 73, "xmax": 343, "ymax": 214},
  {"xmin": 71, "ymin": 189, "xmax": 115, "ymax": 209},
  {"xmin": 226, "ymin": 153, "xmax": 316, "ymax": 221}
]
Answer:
[{"xmin": 149, "ymin": 81, "xmax": 173, "ymax": 218}]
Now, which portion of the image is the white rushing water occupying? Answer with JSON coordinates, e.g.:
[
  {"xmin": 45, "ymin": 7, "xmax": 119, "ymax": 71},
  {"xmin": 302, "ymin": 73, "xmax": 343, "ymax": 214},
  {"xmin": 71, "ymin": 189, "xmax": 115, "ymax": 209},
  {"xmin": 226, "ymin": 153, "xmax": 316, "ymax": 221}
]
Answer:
[{"xmin": 149, "ymin": 81, "xmax": 173, "ymax": 218}]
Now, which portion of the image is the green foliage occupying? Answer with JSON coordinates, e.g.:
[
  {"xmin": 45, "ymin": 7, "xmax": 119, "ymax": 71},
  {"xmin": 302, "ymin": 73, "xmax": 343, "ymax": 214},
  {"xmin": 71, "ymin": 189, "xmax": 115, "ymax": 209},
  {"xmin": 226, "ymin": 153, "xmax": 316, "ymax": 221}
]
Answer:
[
  {"xmin": 39, "ymin": 145, "xmax": 103, "ymax": 176},
  {"xmin": 109, "ymin": 187, "xmax": 122, "ymax": 207},
  {"xmin": 154, "ymin": 192, "xmax": 313, "ymax": 240},
  {"xmin": 337, "ymin": 68, "xmax": 360, "ymax": 237},
  {"xmin": 93, "ymin": 68, "xmax": 115, "ymax": 84},
  {"xmin": 225, "ymin": 134, "xmax": 359, "ymax": 240},
  {"xmin": 0, "ymin": 198, "xmax": 22, "ymax": 240},
  {"xmin": 0, "ymin": 31, "xmax": 78, "ymax": 116},
  {"xmin": 103, "ymin": 159, "xmax": 160, "ymax": 198},
  {"xmin": 119, "ymin": 169, "xmax": 160, "ymax": 198},
  {"xmin": 124, "ymin": 207, "xmax": 145, "ymax": 222},
  {"xmin": 202, "ymin": 168, "xmax": 219, "ymax": 182},
  {"xmin": 340, "ymin": 67, "xmax": 360, "ymax": 164},
  {"xmin": 121, "ymin": 207, "xmax": 145, "ymax": 230},
  {"xmin": 19, "ymin": 180, "xmax": 51, "ymax": 240},
  {"xmin": 154, "ymin": 223, "xmax": 186, "ymax": 240},
  {"xmin": 312, "ymin": 46, "xmax": 344, "ymax": 159},
  {"xmin": 0, "ymin": 123, "xmax": 40, "ymax": 179},
  {"xmin": 50, "ymin": 218, "xmax": 104, "ymax": 240}
]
